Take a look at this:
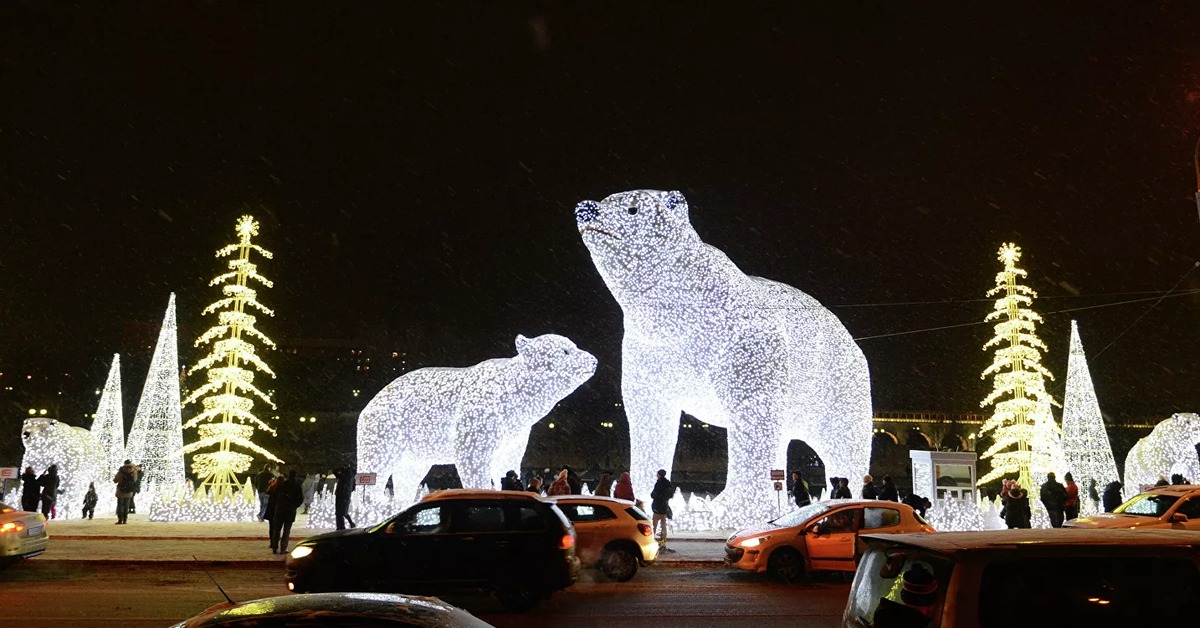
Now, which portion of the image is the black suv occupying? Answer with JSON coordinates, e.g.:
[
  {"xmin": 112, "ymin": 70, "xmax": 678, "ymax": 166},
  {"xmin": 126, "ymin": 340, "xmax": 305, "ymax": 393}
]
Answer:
[{"xmin": 285, "ymin": 489, "xmax": 580, "ymax": 610}]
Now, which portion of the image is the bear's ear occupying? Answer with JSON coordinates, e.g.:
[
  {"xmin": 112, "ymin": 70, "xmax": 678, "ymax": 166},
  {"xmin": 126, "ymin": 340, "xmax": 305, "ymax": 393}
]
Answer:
[
  {"xmin": 664, "ymin": 190, "xmax": 687, "ymax": 212},
  {"xmin": 515, "ymin": 334, "xmax": 530, "ymax": 354}
]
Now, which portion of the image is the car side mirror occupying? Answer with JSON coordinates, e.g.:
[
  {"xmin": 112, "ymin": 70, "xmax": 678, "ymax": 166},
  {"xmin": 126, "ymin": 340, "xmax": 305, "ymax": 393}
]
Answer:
[
  {"xmin": 384, "ymin": 522, "xmax": 402, "ymax": 535},
  {"xmin": 1172, "ymin": 513, "xmax": 1189, "ymax": 523}
]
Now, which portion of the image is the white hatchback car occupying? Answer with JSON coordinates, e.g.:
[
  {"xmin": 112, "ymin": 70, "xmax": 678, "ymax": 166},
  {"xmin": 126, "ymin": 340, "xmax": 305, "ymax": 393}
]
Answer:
[
  {"xmin": 1066, "ymin": 485, "xmax": 1200, "ymax": 530},
  {"xmin": 549, "ymin": 495, "xmax": 658, "ymax": 581}
]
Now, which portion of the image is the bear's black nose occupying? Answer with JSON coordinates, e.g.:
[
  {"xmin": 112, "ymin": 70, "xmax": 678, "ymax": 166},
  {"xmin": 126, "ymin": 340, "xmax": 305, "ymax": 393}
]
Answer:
[{"xmin": 575, "ymin": 200, "xmax": 599, "ymax": 223}]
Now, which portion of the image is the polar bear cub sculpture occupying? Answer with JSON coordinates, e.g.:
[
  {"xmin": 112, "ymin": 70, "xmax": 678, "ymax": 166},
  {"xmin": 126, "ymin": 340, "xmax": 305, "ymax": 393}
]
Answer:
[
  {"xmin": 357, "ymin": 333, "xmax": 597, "ymax": 502},
  {"xmin": 576, "ymin": 190, "xmax": 873, "ymax": 525},
  {"xmin": 1123, "ymin": 413, "xmax": 1200, "ymax": 490},
  {"xmin": 21, "ymin": 417, "xmax": 111, "ymax": 520}
]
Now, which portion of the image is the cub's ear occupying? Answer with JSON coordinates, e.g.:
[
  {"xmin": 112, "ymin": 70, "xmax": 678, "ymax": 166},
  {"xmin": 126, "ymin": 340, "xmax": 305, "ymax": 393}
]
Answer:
[
  {"xmin": 664, "ymin": 190, "xmax": 687, "ymax": 212},
  {"xmin": 515, "ymin": 334, "xmax": 530, "ymax": 353}
]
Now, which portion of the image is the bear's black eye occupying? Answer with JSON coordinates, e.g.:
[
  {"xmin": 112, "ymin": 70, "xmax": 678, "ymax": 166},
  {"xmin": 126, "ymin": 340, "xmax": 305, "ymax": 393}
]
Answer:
[
  {"xmin": 562, "ymin": 349, "xmax": 569, "ymax": 355},
  {"xmin": 627, "ymin": 206, "xmax": 638, "ymax": 215}
]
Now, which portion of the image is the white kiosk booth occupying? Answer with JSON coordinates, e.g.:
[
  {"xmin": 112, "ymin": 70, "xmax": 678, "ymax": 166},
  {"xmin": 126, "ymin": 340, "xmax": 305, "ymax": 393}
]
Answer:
[{"xmin": 910, "ymin": 450, "xmax": 978, "ymax": 500}]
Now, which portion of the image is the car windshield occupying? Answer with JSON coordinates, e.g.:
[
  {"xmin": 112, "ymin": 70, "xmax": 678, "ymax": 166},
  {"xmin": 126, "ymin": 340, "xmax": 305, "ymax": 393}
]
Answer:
[
  {"xmin": 1114, "ymin": 493, "xmax": 1179, "ymax": 517},
  {"xmin": 770, "ymin": 502, "xmax": 833, "ymax": 528}
]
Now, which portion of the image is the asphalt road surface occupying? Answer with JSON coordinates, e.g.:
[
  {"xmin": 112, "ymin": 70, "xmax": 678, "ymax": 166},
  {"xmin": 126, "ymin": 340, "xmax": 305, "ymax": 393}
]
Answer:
[{"xmin": 0, "ymin": 561, "xmax": 850, "ymax": 627}]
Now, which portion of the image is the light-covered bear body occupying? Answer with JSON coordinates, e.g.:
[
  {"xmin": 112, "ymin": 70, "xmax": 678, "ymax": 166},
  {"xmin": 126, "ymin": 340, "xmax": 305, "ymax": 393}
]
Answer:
[
  {"xmin": 357, "ymin": 334, "xmax": 597, "ymax": 502},
  {"xmin": 21, "ymin": 417, "xmax": 112, "ymax": 519},
  {"xmin": 1123, "ymin": 413, "xmax": 1200, "ymax": 491},
  {"xmin": 576, "ymin": 190, "xmax": 873, "ymax": 525}
]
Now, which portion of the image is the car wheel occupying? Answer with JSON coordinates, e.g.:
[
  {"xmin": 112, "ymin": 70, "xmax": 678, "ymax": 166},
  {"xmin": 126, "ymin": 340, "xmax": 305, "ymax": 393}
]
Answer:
[
  {"xmin": 767, "ymin": 547, "xmax": 804, "ymax": 582},
  {"xmin": 599, "ymin": 547, "xmax": 639, "ymax": 582},
  {"xmin": 495, "ymin": 583, "xmax": 541, "ymax": 612}
]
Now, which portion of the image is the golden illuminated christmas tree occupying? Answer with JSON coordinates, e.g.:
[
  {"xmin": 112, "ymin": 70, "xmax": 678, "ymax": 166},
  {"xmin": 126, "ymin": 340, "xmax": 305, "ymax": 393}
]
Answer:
[
  {"xmin": 978, "ymin": 243, "xmax": 1060, "ymax": 489},
  {"xmin": 182, "ymin": 215, "xmax": 281, "ymax": 498}
]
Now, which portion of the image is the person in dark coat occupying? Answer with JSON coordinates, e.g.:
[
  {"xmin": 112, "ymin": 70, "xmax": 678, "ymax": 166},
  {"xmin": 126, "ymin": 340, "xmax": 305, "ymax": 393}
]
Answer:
[
  {"xmin": 791, "ymin": 472, "xmax": 811, "ymax": 508},
  {"xmin": 595, "ymin": 471, "xmax": 614, "ymax": 497},
  {"xmin": 255, "ymin": 463, "xmax": 276, "ymax": 522},
  {"xmin": 82, "ymin": 482, "xmax": 98, "ymax": 520},
  {"xmin": 1171, "ymin": 473, "xmax": 1189, "ymax": 485},
  {"xmin": 20, "ymin": 466, "xmax": 40, "ymax": 513},
  {"xmin": 902, "ymin": 492, "xmax": 930, "ymax": 518},
  {"xmin": 129, "ymin": 464, "xmax": 144, "ymax": 514},
  {"xmin": 1087, "ymin": 479, "xmax": 1101, "ymax": 511},
  {"xmin": 832, "ymin": 477, "xmax": 852, "ymax": 499},
  {"xmin": 1004, "ymin": 486, "xmax": 1032, "ymax": 529},
  {"xmin": 38, "ymin": 465, "xmax": 60, "ymax": 519},
  {"xmin": 862, "ymin": 474, "xmax": 879, "ymax": 500},
  {"xmin": 113, "ymin": 460, "xmax": 139, "ymax": 524},
  {"xmin": 266, "ymin": 470, "xmax": 305, "ymax": 554},
  {"xmin": 500, "ymin": 470, "xmax": 522, "ymax": 491},
  {"xmin": 525, "ymin": 475, "xmax": 543, "ymax": 494},
  {"xmin": 650, "ymin": 469, "xmax": 674, "ymax": 552},
  {"xmin": 1102, "ymin": 481, "xmax": 1123, "ymax": 512},
  {"xmin": 878, "ymin": 476, "xmax": 898, "ymax": 502},
  {"xmin": 1039, "ymin": 472, "xmax": 1067, "ymax": 528},
  {"xmin": 562, "ymin": 465, "xmax": 582, "ymax": 495},
  {"xmin": 333, "ymin": 466, "xmax": 356, "ymax": 530}
]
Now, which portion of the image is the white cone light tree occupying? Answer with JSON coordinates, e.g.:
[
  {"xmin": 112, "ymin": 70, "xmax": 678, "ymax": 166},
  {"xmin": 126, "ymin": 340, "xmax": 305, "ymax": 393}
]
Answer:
[
  {"xmin": 181, "ymin": 215, "xmax": 281, "ymax": 499},
  {"xmin": 126, "ymin": 294, "xmax": 186, "ymax": 487},
  {"xmin": 1060, "ymin": 320, "xmax": 1119, "ymax": 506},
  {"xmin": 978, "ymin": 243, "xmax": 1061, "ymax": 490}
]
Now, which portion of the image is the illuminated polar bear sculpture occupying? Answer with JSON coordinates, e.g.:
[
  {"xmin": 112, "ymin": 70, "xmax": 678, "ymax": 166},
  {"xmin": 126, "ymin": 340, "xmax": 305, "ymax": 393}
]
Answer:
[
  {"xmin": 20, "ymin": 417, "xmax": 111, "ymax": 519},
  {"xmin": 357, "ymin": 333, "xmax": 597, "ymax": 502},
  {"xmin": 576, "ymin": 190, "xmax": 873, "ymax": 526},
  {"xmin": 1123, "ymin": 413, "xmax": 1200, "ymax": 491}
]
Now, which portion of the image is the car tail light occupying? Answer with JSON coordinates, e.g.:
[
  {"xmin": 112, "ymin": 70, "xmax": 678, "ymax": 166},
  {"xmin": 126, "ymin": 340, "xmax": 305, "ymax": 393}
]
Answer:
[
  {"xmin": 559, "ymin": 533, "xmax": 575, "ymax": 550},
  {"xmin": 0, "ymin": 521, "xmax": 26, "ymax": 534},
  {"xmin": 637, "ymin": 523, "xmax": 652, "ymax": 537}
]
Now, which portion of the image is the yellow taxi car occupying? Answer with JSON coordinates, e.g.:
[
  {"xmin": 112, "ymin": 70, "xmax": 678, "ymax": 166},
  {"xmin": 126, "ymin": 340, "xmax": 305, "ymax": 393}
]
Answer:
[
  {"xmin": 0, "ymin": 502, "xmax": 49, "ymax": 569},
  {"xmin": 725, "ymin": 499, "xmax": 933, "ymax": 580},
  {"xmin": 1065, "ymin": 485, "xmax": 1200, "ymax": 530}
]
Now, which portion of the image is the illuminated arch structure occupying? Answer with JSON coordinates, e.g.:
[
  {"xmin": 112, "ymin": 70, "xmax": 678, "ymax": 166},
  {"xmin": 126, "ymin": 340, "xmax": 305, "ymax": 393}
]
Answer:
[
  {"xmin": 1124, "ymin": 413, "xmax": 1200, "ymax": 491},
  {"xmin": 576, "ymin": 190, "xmax": 873, "ymax": 526}
]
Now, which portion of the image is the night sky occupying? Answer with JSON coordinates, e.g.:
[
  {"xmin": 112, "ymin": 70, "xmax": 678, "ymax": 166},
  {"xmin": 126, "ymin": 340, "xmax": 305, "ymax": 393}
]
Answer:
[{"xmin": 4, "ymin": 3, "xmax": 1200, "ymax": 423}]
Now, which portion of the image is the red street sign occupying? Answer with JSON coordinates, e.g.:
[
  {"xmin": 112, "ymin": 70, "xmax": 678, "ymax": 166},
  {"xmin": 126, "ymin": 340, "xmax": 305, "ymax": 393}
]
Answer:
[
  {"xmin": 0, "ymin": 467, "xmax": 17, "ymax": 480},
  {"xmin": 774, "ymin": 481, "xmax": 783, "ymax": 492},
  {"xmin": 355, "ymin": 473, "xmax": 377, "ymax": 486}
]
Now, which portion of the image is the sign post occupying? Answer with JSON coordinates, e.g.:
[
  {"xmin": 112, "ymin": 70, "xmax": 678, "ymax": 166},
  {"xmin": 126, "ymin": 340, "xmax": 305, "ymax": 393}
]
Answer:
[
  {"xmin": 770, "ymin": 469, "xmax": 786, "ymax": 516},
  {"xmin": 356, "ymin": 473, "xmax": 377, "ymax": 504}
]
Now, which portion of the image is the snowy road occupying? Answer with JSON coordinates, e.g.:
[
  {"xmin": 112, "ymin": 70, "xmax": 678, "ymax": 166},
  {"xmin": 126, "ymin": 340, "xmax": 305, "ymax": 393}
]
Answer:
[{"xmin": 0, "ymin": 561, "xmax": 849, "ymax": 627}]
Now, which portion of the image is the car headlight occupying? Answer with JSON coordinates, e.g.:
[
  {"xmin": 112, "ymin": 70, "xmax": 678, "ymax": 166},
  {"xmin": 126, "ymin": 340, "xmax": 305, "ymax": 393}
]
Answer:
[
  {"xmin": 290, "ymin": 546, "xmax": 314, "ymax": 559},
  {"xmin": 740, "ymin": 535, "xmax": 770, "ymax": 549}
]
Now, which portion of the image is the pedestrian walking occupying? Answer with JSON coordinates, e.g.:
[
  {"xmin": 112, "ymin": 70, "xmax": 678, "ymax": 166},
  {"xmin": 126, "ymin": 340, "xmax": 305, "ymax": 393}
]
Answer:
[
  {"xmin": 334, "ymin": 466, "xmax": 356, "ymax": 531},
  {"xmin": 650, "ymin": 469, "xmax": 674, "ymax": 552},
  {"xmin": 1063, "ymin": 472, "xmax": 1080, "ymax": 521},
  {"xmin": 1102, "ymin": 481, "xmax": 1123, "ymax": 512},
  {"xmin": 1004, "ymin": 485, "xmax": 1032, "ymax": 529},
  {"xmin": 1039, "ymin": 472, "xmax": 1067, "ymax": 528},
  {"xmin": 300, "ymin": 473, "xmax": 317, "ymax": 514},
  {"xmin": 82, "ymin": 482, "xmax": 98, "ymax": 520},
  {"xmin": 878, "ymin": 476, "xmax": 898, "ymax": 502},
  {"xmin": 1087, "ymin": 479, "xmax": 1101, "ymax": 511},
  {"xmin": 547, "ymin": 469, "xmax": 572, "ymax": 496},
  {"xmin": 832, "ymin": 477, "xmax": 852, "ymax": 499},
  {"xmin": 791, "ymin": 471, "xmax": 811, "ymax": 508},
  {"xmin": 501, "ymin": 470, "xmax": 523, "ymax": 491},
  {"xmin": 595, "ymin": 471, "xmax": 613, "ymax": 497},
  {"xmin": 20, "ymin": 466, "xmax": 41, "ymax": 513},
  {"xmin": 38, "ymin": 465, "xmax": 60, "ymax": 519},
  {"xmin": 266, "ymin": 470, "xmax": 304, "ymax": 554},
  {"xmin": 255, "ymin": 464, "xmax": 275, "ymax": 522},
  {"xmin": 613, "ymin": 471, "xmax": 636, "ymax": 502},
  {"xmin": 129, "ymin": 463, "xmax": 144, "ymax": 514},
  {"xmin": 902, "ymin": 491, "xmax": 930, "ymax": 518},
  {"xmin": 113, "ymin": 460, "xmax": 139, "ymax": 524},
  {"xmin": 861, "ymin": 474, "xmax": 878, "ymax": 500},
  {"xmin": 526, "ymin": 475, "xmax": 543, "ymax": 494}
]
